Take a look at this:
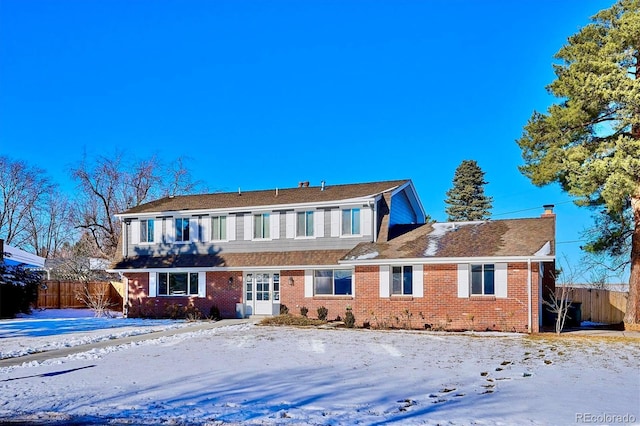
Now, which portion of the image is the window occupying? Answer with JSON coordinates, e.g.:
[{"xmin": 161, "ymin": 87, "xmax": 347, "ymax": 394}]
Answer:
[
  {"xmin": 211, "ymin": 216, "xmax": 227, "ymax": 240},
  {"xmin": 140, "ymin": 219, "xmax": 154, "ymax": 243},
  {"xmin": 296, "ymin": 211, "xmax": 314, "ymax": 237},
  {"xmin": 175, "ymin": 218, "xmax": 189, "ymax": 242},
  {"xmin": 157, "ymin": 272, "xmax": 199, "ymax": 296},
  {"xmin": 253, "ymin": 213, "xmax": 270, "ymax": 239},
  {"xmin": 392, "ymin": 266, "xmax": 413, "ymax": 295},
  {"xmin": 341, "ymin": 208, "xmax": 360, "ymax": 235},
  {"xmin": 471, "ymin": 264, "xmax": 495, "ymax": 295},
  {"xmin": 273, "ymin": 273, "xmax": 280, "ymax": 301},
  {"xmin": 314, "ymin": 269, "xmax": 352, "ymax": 295}
]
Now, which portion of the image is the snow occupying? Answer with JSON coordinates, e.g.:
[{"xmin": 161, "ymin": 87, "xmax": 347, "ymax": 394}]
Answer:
[
  {"xmin": 1, "ymin": 310, "xmax": 639, "ymax": 425},
  {"xmin": 534, "ymin": 241, "xmax": 551, "ymax": 256},
  {"xmin": 352, "ymin": 251, "xmax": 379, "ymax": 260}
]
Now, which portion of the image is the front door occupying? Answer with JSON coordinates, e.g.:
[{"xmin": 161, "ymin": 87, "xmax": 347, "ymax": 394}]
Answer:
[{"xmin": 245, "ymin": 272, "xmax": 280, "ymax": 316}]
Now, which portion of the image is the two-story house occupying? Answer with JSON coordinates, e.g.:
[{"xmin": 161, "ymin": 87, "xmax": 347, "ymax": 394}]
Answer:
[{"xmin": 109, "ymin": 179, "xmax": 555, "ymax": 332}]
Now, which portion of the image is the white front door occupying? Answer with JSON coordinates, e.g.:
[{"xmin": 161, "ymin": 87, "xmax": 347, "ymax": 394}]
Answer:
[{"xmin": 245, "ymin": 272, "xmax": 280, "ymax": 316}]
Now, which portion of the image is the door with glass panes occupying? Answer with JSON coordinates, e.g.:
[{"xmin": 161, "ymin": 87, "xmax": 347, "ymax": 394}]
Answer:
[{"xmin": 245, "ymin": 272, "xmax": 280, "ymax": 315}]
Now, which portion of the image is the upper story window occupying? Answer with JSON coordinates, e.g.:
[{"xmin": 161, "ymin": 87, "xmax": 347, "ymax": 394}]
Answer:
[
  {"xmin": 296, "ymin": 211, "xmax": 314, "ymax": 237},
  {"xmin": 341, "ymin": 208, "xmax": 360, "ymax": 235},
  {"xmin": 253, "ymin": 213, "xmax": 270, "ymax": 239},
  {"xmin": 471, "ymin": 264, "xmax": 495, "ymax": 295},
  {"xmin": 314, "ymin": 269, "xmax": 352, "ymax": 295},
  {"xmin": 140, "ymin": 219, "xmax": 154, "ymax": 243},
  {"xmin": 175, "ymin": 218, "xmax": 189, "ymax": 242},
  {"xmin": 392, "ymin": 266, "xmax": 413, "ymax": 295},
  {"xmin": 211, "ymin": 216, "xmax": 227, "ymax": 241}
]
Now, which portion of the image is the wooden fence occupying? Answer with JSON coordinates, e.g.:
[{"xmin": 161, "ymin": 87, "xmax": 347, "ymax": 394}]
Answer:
[
  {"xmin": 37, "ymin": 280, "xmax": 124, "ymax": 310},
  {"xmin": 558, "ymin": 287, "xmax": 627, "ymax": 324}
]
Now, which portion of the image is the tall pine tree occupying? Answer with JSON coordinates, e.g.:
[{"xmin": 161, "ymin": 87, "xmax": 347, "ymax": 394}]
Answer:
[{"xmin": 444, "ymin": 160, "xmax": 493, "ymax": 221}]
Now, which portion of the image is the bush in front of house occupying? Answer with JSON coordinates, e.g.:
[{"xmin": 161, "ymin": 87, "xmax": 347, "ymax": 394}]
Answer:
[
  {"xmin": 0, "ymin": 263, "xmax": 40, "ymax": 319},
  {"xmin": 300, "ymin": 306, "xmax": 309, "ymax": 317},
  {"xmin": 344, "ymin": 307, "xmax": 356, "ymax": 328},
  {"xmin": 209, "ymin": 305, "xmax": 221, "ymax": 320},
  {"xmin": 317, "ymin": 306, "xmax": 328, "ymax": 321}
]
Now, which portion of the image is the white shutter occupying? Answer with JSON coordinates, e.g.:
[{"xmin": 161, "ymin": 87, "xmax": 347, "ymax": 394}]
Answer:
[
  {"xmin": 495, "ymin": 263, "xmax": 508, "ymax": 298},
  {"xmin": 286, "ymin": 211, "xmax": 295, "ymax": 238},
  {"xmin": 166, "ymin": 218, "xmax": 175, "ymax": 243},
  {"xmin": 457, "ymin": 264, "xmax": 470, "ymax": 298},
  {"xmin": 153, "ymin": 219, "xmax": 162, "ymax": 243},
  {"xmin": 131, "ymin": 220, "xmax": 140, "ymax": 244},
  {"xmin": 198, "ymin": 271, "xmax": 206, "ymax": 298},
  {"xmin": 330, "ymin": 209, "xmax": 340, "ymax": 237},
  {"xmin": 190, "ymin": 218, "xmax": 199, "ymax": 242},
  {"xmin": 148, "ymin": 273, "xmax": 157, "ymax": 297},
  {"xmin": 200, "ymin": 217, "xmax": 210, "ymax": 242},
  {"xmin": 413, "ymin": 265, "xmax": 424, "ymax": 298},
  {"xmin": 314, "ymin": 210, "xmax": 324, "ymax": 237},
  {"xmin": 379, "ymin": 265, "xmax": 390, "ymax": 298},
  {"xmin": 270, "ymin": 212, "xmax": 280, "ymax": 239},
  {"xmin": 304, "ymin": 270, "xmax": 313, "ymax": 297},
  {"xmin": 244, "ymin": 214, "xmax": 252, "ymax": 240},
  {"xmin": 227, "ymin": 215, "xmax": 236, "ymax": 241},
  {"xmin": 362, "ymin": 208, "xmax": 372, "ymax": 236}
]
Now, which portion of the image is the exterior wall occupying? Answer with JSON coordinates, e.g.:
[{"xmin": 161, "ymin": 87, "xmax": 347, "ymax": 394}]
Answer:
[
  {"xmin": 389, "ymin": 188, "xmax": 418, "ymax": 225},
  {"xmin": 279, "ymin": 263, "xmax": 543, "ymax": 333},
  {"xmin": 124, "ymin": 271, "xmax": 243, "ymax": 319}
]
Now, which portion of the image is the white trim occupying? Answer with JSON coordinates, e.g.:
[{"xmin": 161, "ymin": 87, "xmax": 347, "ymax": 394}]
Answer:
[
  {"xmin": 330, "ymin": 209, "xmax": 340, "ymax": 237},
  {"xmin": 148, "ymin": 272, "xmax": 157, "ymax": 297},
  {"xmin": 379, "ymin": 265, "xmax": 390, "ymax": 298},
  {"xmin": 314, "ymin": 210, "xmax": 324, "ymax": 238},
  {"xmin": 340, "ymin": 255, "xmax": 555, "ymax": 266},
  {"xmin": 198, "ymin": 271, "xmax": 206, "ymax": 298},
  {"xmin": 201, "ymin": 217, "xmax": 211, "ymax": 243},
  {"xmin": 362, "ymin": 207, "xmax": 372, "ymax": 236},
  {"xmin": 494, "ymin": 263, "xmax": 508, "ymax": 298},
  {"xmin": 413, "ymin": 264, "xmax": 424, "ymax": 298},
  {"xmin": 304, "ymin": 270, "xmax": 313, "ymax": 297},
  {"xmin": 228, "ymin": 215, "xmax": 236, "ymax": 241},
  {"xmin": 165, "ymin": 218, "xmax": 175, "ymax": 243},
  {"xmin": 189, "ymin": 217, "xmax": 199, "ymax": 242},
  {"xmin": 131, "ymin": 221, "xmax": 140, "ymax": 244},
  {"xmin": 270, "ymin": 212, "xmax": 280, "ymax": 240},
  {"xmin": 286, "ymin": 211, "xmax": 295, "ymax": 238},
  {"xmin": 457, "ymin": 264, "xmax": 469, "ymax": 298},
  {"xmin": 153, "ymin": 219, "xmax": 162, "ymax": 243},
  {"xmin": 244, "ymin": 215, "xmax": 252, "ymax": 241}
]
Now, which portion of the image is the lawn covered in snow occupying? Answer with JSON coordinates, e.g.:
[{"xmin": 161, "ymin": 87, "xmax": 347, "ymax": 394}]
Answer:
[{"xmin": 0, "ymin": 310, "xmax": 639, "ymax": 425}]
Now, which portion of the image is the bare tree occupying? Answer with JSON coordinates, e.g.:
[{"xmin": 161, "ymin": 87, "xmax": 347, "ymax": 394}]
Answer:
[
  {"xmin": 0, "ymin": 156, "xmax": 56, "ymax": 250},
  {"xmin": 545, "ymin": 257, "xmax": 583, "ymax": 334},
  {"xmin": 75, "ymin": 282, "xmax": 117, "ymax": 317},
  {"xmin": 24, "ymin": 190, "xmax": 75, "ymax": 258}
]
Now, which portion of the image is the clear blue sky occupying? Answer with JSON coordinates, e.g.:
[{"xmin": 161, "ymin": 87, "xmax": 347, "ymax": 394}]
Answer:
[{"xmin": 0, "ymin": 0, "xmax": 625, "ymax": 281}]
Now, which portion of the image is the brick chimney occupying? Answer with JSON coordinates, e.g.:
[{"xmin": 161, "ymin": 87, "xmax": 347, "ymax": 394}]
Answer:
[{"xmin": 542, "ymin": 204, "xmax": 555, "ymax": 217}]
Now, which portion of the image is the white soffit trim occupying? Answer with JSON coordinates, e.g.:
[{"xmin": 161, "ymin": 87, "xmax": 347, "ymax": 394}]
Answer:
[{"xmin": 339, "ymin": 255, "xmax": 556, "ymax": 266}]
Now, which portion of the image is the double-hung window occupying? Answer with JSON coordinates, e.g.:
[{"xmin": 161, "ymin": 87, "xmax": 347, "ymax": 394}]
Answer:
[
  {"xmin": 296, "ymin": 211, "xmax": 314, "ymax": 237},
  {"xmin": 253, "ymin": 213, "xmax": 270, "ymax": 239},
  {"xmin": 175, "ymin": 218, "xmax": 189, "ymax": 242},
  {"xmin": 314, "ymin": 269, "xmax": 352, "ymax": 295},
  {"xmin": 211, "ymin": 216, "xmax": 227, "ymax": 241},
  {"xmin": 341, "ymin": 208, "xmax": 360, "ymax": 235},
  {"xmin": 471, "ymin": 264, "xmax": 495, "ymax": 295},
  {"xmin": 392, "ymin": 266, "xmax": 413, "ymax": 295},
  {"xmin": 140, "ymin": 219, "xmax": 154, "ymax": 243},
  {"xmin": 158, "ymin": 272, "xmax": 198, "ymax": 296}
]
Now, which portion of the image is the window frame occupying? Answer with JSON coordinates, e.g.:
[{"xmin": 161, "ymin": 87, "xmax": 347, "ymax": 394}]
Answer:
[
  {"xmin": 211, "ymin": 215, "xmax": 227, "ymax": 241},
  {"xmin": 391, "ymin": 265, "xmax": 413, "ymax": 295},
  {"xmin": 140, "ymin": 219, "xmax": 154, "ymax": 243},
  {"xmin": 253, "ymin": 213, "xmax": 270, "ymax": 239},
  {"xmin": 296, "ymin": 211, "xmax": 314, "ymax": 238},
  {"xmin": 175, "ymin": 218, "xmax": 190, "ymax": 242},
  {"xmin": 341, "ymin": 208, "xmax": 361, "ymax": 236},
  {"xmin": 470, "ymin": 264, "xmax": 495, "ymax": 296},
  {"xmin": 157, "ymin": 272, "xmax": 199, "ymax": 296},
  {"xmin": 313, "ymin": 269, "xmax": 353, "ymax": 296}
]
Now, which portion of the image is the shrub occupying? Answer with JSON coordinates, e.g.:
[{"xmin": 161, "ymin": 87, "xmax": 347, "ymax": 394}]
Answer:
[
  {"xmin": 300, "ymin": 306, "xmax": 309, "ymax": 317},
  {"xmin": 209, "ymin": 305, "xmax": 221, "ymax": 320},
  {"xmin": 184, "ymin": 304, "xmax": 202, "ymax": 321},
  {"xmin": 0, "ymin": 264, "xmax": 40, "ymax": 319},
  {"xmin": 317, "ymin": 306, "xmax": 328, "ymax": 321},
  {"xmin": 344, "ymin": 308, "xmax": 356, "ymax": 328},
  {"xmin": 260, "ymin": 315, "xmax": 326, "ymax": 327},
  {"xmin": 165, "ymin": 303, "xmax": 184, "ymax": 319},
  {"xmin": 280, "ymin": 304, "xmax": 289, "ymax": 315}
]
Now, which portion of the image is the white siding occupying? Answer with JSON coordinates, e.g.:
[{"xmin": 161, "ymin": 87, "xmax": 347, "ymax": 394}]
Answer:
[
  {"xmin": 131, "ymin": 221, "xmax": 140, "ymax": 244},
  {"xmin": 198, "ymin": 272, "xmax": 206, "ymax": 298},
  {"xmin": 330, "ymin": 209, "xmax": 340, "ymax": 237},
  {"xmin": 270, "ymin": 212, "xmax": 280, "ymax": 239},
  {"xmin": 304, "ymin": 270, "xmax": 313, "ymax": 297},
  {"xmin": 286, "ymin": 211, "xmax": 295, "ymax": 238},
  {"xmin": 362, "ymin": 208, "xmax": 372, "ymax": 236},
  {"xmin": 148, "ymin": 272, "xmax": 157, "ymax": 297},
  {"xmin": 457, "ymin": 264, "xmax": 470, "ymax": 298},
  {"xmin": 165, "ymin": 219, "xmax": 175, "ymax": 243},
  {"xmin": 189, "ymin": 218, "xmax": 199, "ymax": 242},
  {"xmin": 413, "ymin": 264, "xmax": 424, "ymax": 298},
  {"xmin": 200, "ymin": 217, "xmax": 210, "ymax": 242},
  {"xmin": 244, "ymin": 215, "xmax": 252, "ymax": 240},
  {"xmin": 227, "ymin": 215, "xmax": 236, "ymax": 241},
  {"xmin": 314, "ymin": 210, "xmax": 324, "ymax": 238},
  {"xmin": 153, "ymin": 219, "xmax": 162, "ymax": 243},
  {"xmin": 379, "ymin": 265, "xmax": 390, "ymax": 298},
  {"xmin": 495, "ymin": 263, "xmax": 508, "ymax": 298}
]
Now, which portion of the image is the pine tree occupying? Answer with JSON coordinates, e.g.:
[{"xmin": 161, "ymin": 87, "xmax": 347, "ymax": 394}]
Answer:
[
  {"xmin": 444, "ymin": 160, "xmax": 493, "ymax": 221},
  {"xmin": 517, "ymin": 0, "xmax": 640, "ymax": 325}
]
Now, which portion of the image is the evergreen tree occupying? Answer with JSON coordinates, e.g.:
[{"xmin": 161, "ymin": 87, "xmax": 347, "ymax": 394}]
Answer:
[
  {"xmin": 444, "ymin": 160, "xmax": 493, "ymax": 221},
  {"xmin": 517, "ymin": 0, "xmax": 640, "ymax": 325}
]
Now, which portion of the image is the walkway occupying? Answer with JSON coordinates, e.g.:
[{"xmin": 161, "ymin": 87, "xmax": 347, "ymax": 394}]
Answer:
[{"xmin": 0, "ymin": 318, "xmax": 252, "ymax": 368}]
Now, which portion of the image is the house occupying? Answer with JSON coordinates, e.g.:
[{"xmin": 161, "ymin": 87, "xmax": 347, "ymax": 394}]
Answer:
[
  {"xmin": 108, "ymin": 179, "xmax": 555, "ymax": 333},
  {"xmin": 1, "ymin": 239, "xmax": 45, "ymax": 269}
]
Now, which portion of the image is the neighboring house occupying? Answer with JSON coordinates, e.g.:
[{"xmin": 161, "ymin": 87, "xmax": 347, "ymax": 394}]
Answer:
[
  {"xmin": 108, "ymin": 179, "xmax": 555, "ymax": 333},
  {"xmin": 0, "ymin": 239, "xmax": 45, "ymax": 268}
]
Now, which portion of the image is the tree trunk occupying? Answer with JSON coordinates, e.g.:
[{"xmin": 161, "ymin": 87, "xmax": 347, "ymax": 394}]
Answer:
[{"xmin": 624, "ymin": 193, "xmax": 640, "ymax": 326}]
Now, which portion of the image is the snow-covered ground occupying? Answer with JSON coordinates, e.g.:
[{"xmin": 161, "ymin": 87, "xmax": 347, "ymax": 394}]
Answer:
[{"xmin": 1, "ymin": 310, "xmax": 639, "ymax": 425}]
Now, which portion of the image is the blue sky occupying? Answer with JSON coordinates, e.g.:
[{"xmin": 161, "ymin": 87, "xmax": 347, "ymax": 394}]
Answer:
[{"xmin": 0, "ymin": 0, "xmax": 624, "ymax": 281}]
